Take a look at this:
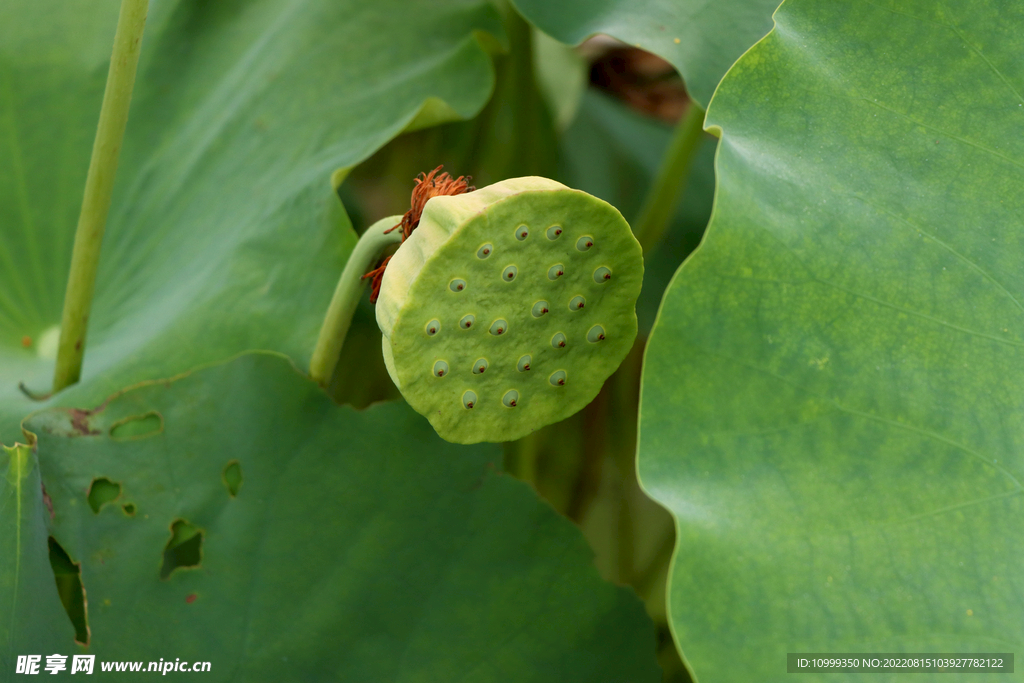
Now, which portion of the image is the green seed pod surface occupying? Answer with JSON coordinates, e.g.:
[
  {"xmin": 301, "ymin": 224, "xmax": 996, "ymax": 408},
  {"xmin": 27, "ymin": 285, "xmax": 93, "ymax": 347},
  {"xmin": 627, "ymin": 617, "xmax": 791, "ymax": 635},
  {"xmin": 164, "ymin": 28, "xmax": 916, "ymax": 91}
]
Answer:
[{"xmin": 376, "ymin": 177, "xmax": 643, "ymax": 444}]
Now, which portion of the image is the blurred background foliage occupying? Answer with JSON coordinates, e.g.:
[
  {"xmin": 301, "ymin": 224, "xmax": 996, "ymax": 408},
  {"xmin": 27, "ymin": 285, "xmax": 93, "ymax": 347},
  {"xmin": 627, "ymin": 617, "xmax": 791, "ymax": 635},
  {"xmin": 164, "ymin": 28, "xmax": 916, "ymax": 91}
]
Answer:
[{"xmin": 330, "ymin": 4, "xmax": 718, "ymax": 679}]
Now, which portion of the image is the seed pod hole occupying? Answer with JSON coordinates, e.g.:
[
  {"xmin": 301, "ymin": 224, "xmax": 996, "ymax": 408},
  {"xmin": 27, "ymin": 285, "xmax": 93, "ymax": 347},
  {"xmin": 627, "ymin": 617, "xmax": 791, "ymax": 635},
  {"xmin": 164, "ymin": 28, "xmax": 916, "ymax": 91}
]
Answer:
[
  {"xmin": 517, "ymin": 355, "xmax": 532, "ymax": 372},
  {"xmin": 462, "ymin": 391, "xmax": 477, "ymax": 409},
  {"xmin": 549, "ymin": 370, "xmax": 567, "ymax": 386},
  {"xmin": 569, "ymin": 296, "xmax": 586, "ymax": 311},
  {"xmin": 551, "ymin": 332, "xmax": 567, "ymax": 349},
  {"xmin": 587, "ymin": 325, "xmax": 606, "ymax": 343},
  {"xmin": 548, "ymin": 264, "xmax": 565, "ymax": 280},
  {"xmin": 546, "ymin": 225, "xmax": 563, "ymax": 240},
  {"xmin": 515, "ymin": 225, "xmax": 529, "ymax": 241},
  {"xmin": 593, "ymin": 266, "xmax": 612, "ymax": 283},
  {"xmin": 576, "ymin": 236, "xmax": 594, "ymax": 251},
  {"xmin": 425, "ymin": 319, "xmax": 440, "ymax": 336},
  {"xmin": 532, "ymin": 301, "xmax": 549, "ymax": 317},
  {"xmin": 477, "ymin": 243, "xmax": 493, "ymax": 259},
  {"xmin": 502, "ymin": 265, "xmax": 518, "ymax": 282},
  {"xmin": 433, "ymin": 360, "xmax": 449, "ymax": 377},
  {"xmin": 489, "ymin": 319, "xmax": 508, "ymax": 335},
  {"xmin": 503, "ymin": 390, "xmax": 520, "ymax": 408},
  {"xmin": 449, "ymin": 278, "xmax": 467, "ymax": 292},
  {"xmin": 460, "ymin": 314, "xmax": 475, "ymax": 329},
  {"xmin": 472, "ymin": 358, "xmax": 488, "ymax": 374}
]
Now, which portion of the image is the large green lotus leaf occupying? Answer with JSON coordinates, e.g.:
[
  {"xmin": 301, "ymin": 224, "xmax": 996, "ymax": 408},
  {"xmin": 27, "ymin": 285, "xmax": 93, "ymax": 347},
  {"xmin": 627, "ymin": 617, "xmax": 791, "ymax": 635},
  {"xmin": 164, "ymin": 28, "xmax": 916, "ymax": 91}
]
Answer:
[
  {"xmin": 638, "ymin": 0, "xmax": 1024, "ymax": 680},
  {"xmin": 0, "ymin": 0, "xmax": 503, "ymax": 444},
  {"xmin": 510, "ymin": 0, "xmax": 778, "ymax": 107},
  {"xmin": 10, "ymin": 352, "xmax": 661, "ymax": 680}
]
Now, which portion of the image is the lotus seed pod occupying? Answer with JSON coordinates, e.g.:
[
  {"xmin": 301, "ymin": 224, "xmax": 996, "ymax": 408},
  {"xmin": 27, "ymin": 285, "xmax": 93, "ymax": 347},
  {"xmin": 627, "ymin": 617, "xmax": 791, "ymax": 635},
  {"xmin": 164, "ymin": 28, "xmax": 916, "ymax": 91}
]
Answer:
[{"xmin": 376, "ymin": 176, "xmax": 643, "ymax": 444}]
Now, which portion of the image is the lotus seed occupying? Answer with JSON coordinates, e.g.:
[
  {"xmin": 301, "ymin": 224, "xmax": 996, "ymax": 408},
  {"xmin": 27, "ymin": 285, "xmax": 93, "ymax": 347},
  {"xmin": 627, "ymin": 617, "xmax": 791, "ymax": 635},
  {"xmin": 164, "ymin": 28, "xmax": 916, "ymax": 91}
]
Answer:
[
  {"xmin": 576, "ymin": 236, "xmax": 594, "ymax": 251},
  {"xmin": 546, "ymin": 225, "xmax": 563, "ymax": 240},
  {"xmin": 477, "ymin": 243, "xmax": 493, "ymax": 259},
  {"xmin": 489, "ymin": 319, "xmax": 508, "ymax": 335},
  {"xmin": 551, "ymin": 332, "xmax": 567, "ymax": 348},
  {"xmin": 462, "ymin": 391, "xmax": 477, "ymax": 409},
  {"xmin": 433, "ymin": 360, "xmax": 449, "ymax": 377},
  {"xmin": 515, "ymin": 225, "xmax": 529, "ymax": 240},
  {"xmin": 425, "ymin": 319, "xmax": 440, "ymax": 336},
  {"xmin": 532, "ymin": 301, "xmax": 549, "ymax": 317},
  {"xmin": 549, "ymin": 370, "xmax": 567, "ymax": 386},
  {"xmin": 593, "ymin": 266, "xmax": 612, "ymax": 283},
  {"xmin": 587, "ymin": 325, "xmax": 606, "ymax": 343},
  {"xmin": 518, "ymin": 354, "xmax": 532, "ymax": 372},
  {"xmin": 548, "ymin": 264, "xmax": 565, "ymax": 280},
  {"xmin": 503, "ymin": 390, "xmax": 520, "ymax": 408},
  {"xmin": 502, "ymin": 265, "xmax": 518, "ymax": 281},
  {"xmin": 460, "ymin": 314, "xmax": 475, "ymax": 329},
  {"xmin": 473, "ymin": 358, "xmax": 488, "ymax": 374},
  {"xmin": 449, "ymin": 278, "xmax": 466, "ymax": 292},
  {"xmin": 569, "ymin": 296, "xmax": 585, "ymax": 311}
]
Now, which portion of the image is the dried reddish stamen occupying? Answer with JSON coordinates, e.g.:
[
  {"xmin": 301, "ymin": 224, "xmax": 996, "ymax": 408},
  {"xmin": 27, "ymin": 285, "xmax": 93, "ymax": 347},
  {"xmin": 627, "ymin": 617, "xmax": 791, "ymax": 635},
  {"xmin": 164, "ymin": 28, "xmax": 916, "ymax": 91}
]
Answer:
[
  {"xmin": 362, "ymin": 255, "xmax": 392, "ymax": 304},
  {"xmin": 363, "ymin": 165, "xmax": 474, "ymax": 303}
]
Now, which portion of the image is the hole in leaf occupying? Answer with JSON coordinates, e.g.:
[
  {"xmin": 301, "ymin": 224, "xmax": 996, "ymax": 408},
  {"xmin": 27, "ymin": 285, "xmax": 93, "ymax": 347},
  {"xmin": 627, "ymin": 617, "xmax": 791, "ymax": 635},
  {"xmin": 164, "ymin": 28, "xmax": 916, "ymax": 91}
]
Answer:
[
  {"xmin": 48, "ymin": 537, "xmax": 89, "ymax": 646},
  {"xmin": 517, "ymin": 355, "xmax": 532, "ymax": 372},
  {"xmin": 551, "ymin": 332, "xmax": 567, "ymax": 349},
  {"xmin": 546, "ymin": 225, "xmax": 563, "ymax": 240},
  {"xmin": 432, "ymin": 360, "xmax": 449, "ymax": 378},
  {"xmin": 87, "ymin": 478, "xmax": 121, "ymax": 514},
  {"xmin": 548, "ymin": 264, "xmax": 565, "ymax": 280},
  {"xmin": 160, "ymin": 520, "xmax": 204, "ymax": 580},
  {"xmin": 109, "ymin": 412, "xmax": 163, "ymax": 441},
  {"xmin": 587, "ymin": 325, "xmax": 606, "ymax": 343},
  {"xmin": 223, "ymin": 461, "xmax": 243, "ymax": 498},
  {"xmin": 425, "ymin": 319, "xmax": 441, "ymax": 336},
  {"xmin": 502, "ymin": 390, "xmax": 519, "ymax": 408},
  {"xmin": 593, "ymin": 266, "xmax": 612, "ymax": 283},
  {"xmin": 449, "ymin": 279, "xmax": 466, "ymax": 292},
  {"xmin": 472, "ymin": 358, "xmax": 489, "ymax": 374},
  {"xmin": 502, "ymin": 265, "xmax": 518, "ymax": 281},
  {"xmin": 489, "ymin": 319, "xmax": 507, "ymax": 335},
  {"xmin": 576, "ymin": 235, "xmax": 594, "ymax": 251},
  {"xmin": 515, "ymin": 225, "xmax": 529, "ymax": 240},
  {"xmin": 532, "ymin": 301, "xmax": 549, "ymax": 317},
  {"xmin": 549, "ymin": 370, "xmax": 567, "ymax": 386},
  {"xmin": 477, "ymin": 243, "xmax": 493, "ymax": 259},
  {"xmin": 122, "ymin": 502, "xmax": 137, "ymax": 516},
  {"xmin": 569, "ymin": 295, "xmax": 586, "ymax": 311},
  {"xmin": 462, "ymin": 391, "xmax": 477, "ymax": 410},
  {"xmin": 460, "ymin": 314, "xmax": 475, "ymax": 330}
]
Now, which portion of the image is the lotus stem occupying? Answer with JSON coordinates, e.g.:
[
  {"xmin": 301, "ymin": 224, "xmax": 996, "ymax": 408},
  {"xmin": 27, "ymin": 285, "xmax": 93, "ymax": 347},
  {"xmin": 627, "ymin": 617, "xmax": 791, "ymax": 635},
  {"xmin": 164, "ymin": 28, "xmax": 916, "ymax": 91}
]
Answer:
[
  {"xmin": 632, "ymin": 103, "xmax": 706, "ymax": 252},
  {"xmin": 53, "ymin": 0, "xmax": 148, "ymax": 392},
  {"xmin": 309, "ymin": 215, "xmax": 403, "ymax": 386}
]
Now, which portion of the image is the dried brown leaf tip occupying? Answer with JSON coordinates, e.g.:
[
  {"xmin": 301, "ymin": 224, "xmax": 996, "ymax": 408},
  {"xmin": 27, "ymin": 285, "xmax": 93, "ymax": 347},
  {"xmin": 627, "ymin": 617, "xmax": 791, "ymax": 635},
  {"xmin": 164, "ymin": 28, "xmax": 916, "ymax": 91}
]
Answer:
[{"xmin": 363, "ymin": 165, "xmax": 474, "ymax": 303}]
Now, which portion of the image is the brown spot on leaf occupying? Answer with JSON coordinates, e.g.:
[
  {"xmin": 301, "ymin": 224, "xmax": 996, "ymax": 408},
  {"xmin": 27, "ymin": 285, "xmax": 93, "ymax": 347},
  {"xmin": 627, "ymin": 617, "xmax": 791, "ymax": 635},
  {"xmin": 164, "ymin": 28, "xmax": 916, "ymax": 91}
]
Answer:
[
  {"xmin": 42, "ymin": 484, "xmax": 54, "ymax": 520},
  {"xmin": 69, "ymin": 409, "xmax": 100, "ymax": 436}
]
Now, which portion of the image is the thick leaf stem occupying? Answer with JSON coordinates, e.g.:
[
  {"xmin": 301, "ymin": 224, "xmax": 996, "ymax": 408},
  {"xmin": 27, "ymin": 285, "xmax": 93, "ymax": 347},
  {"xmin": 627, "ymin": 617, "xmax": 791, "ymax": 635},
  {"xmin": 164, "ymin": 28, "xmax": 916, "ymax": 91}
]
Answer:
[
  {"xmin": 632, "ymin": 103, "xmax": 706, "ymax": 252},
  {"xmin": 309, "ymin": 216, "xmax": 404, "ymax": 386},
  {"xmin": 53, "ymin": 0, "xmax": 148, "ymax": 393}
]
